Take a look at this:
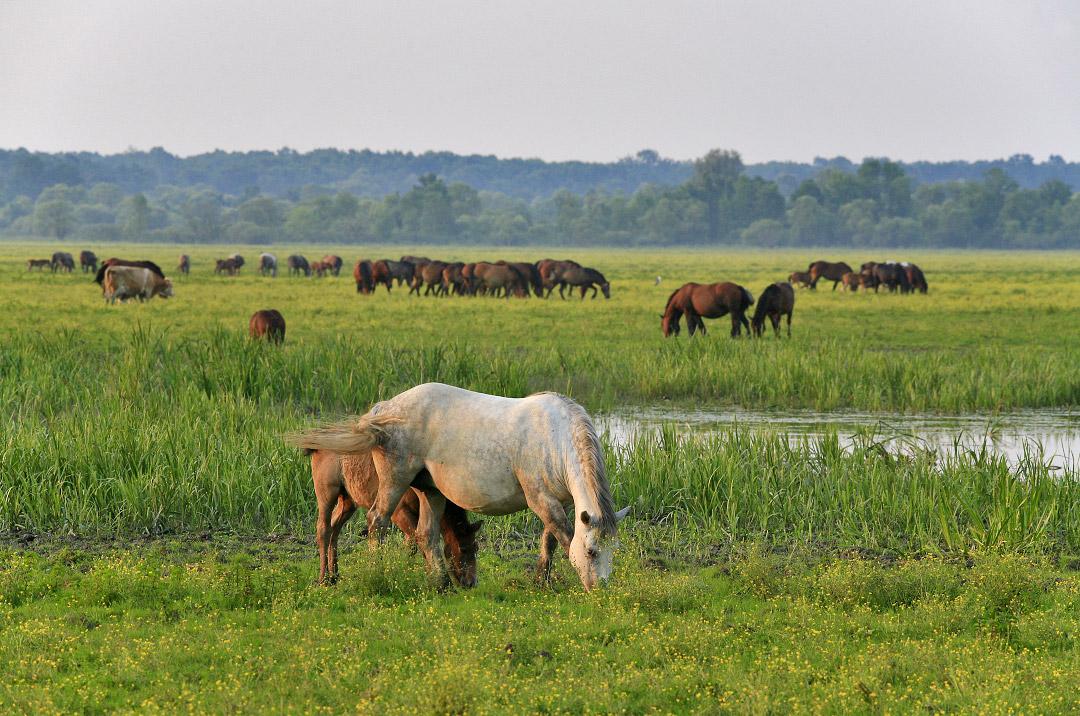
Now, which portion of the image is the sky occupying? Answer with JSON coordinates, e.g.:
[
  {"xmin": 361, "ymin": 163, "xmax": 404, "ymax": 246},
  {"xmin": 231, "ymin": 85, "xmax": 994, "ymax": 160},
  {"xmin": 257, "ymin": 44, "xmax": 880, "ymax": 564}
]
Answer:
[{"xmin": 1, "ymin": 1, "xmax": 1078, "ymax": 164}]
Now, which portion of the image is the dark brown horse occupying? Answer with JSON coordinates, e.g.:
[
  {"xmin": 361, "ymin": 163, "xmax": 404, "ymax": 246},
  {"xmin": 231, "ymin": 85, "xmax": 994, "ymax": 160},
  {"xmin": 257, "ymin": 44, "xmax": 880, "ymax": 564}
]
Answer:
[
  {"xmin": 751, "ymin": 283, "xmax": 795, "ymax": 337},
  {"xmin": 95, "ymin": 258, "xmax": 165, "ymax": 285},
  {"xmin": 505, "ymin": 262, "xmax": 544, "ymax": 297},
  {"xmin": 661, "ymin": 282, "xmax": 754, "ymax": 337},
  {"xmin": 249, "ymin": 309, "xmax": 286, "ymax": 344},
  {"xmin": 371, "ymin": 260, "xmax": 394, "ymax": 293},
  {"xmin": 215, "ymin": 257, "xmax": 241, "ymax": 276},
  {"xmin": 287, "ymin": 255, "xmax": 311, "ymax": 277},
  {"xmin": 862, "ymin": 262, "xmax": 911, "ymax": 293},
  {"xmin": 808, "ymin": 260, "xmax": 853, "ymax": 290},
  {"xmin": 560, "ymin": 266, "xmax": 610, "ymax": 299},
  {"xmin": 79, "ymin": 250, "xmax": 98, "ymax": 273},
  {"xmin": 382, "ymin": 259, "xmax": 414, "ymax": 287},
  {"xmin": 353, "ymin": 259, "xmax": 374, "ymax": 293},
  {"xmin": 178, "ymin": 254, "xmax": 191, "ymax": 275},
  {"xmin": 308, "ymin": 449, "xmax": 482, "ymax": 586},
  {"xmin": 419, "ymin": 261, "xmax": 449, "ymax": 296},
  {"xmin": 904, "ymin": 263, "xmax": 928, "ymax": 293},
  {"xmin": 478, "ymin": 263, "xmax": 527, "ymax": 298}
]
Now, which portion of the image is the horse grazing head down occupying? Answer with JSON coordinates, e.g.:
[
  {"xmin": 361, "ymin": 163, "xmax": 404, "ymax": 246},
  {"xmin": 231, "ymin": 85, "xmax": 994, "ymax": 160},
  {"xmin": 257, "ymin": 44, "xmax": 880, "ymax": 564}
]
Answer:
[{"xmin": 570, "ymin": 506, "xmax": 630, "ymax": 591}]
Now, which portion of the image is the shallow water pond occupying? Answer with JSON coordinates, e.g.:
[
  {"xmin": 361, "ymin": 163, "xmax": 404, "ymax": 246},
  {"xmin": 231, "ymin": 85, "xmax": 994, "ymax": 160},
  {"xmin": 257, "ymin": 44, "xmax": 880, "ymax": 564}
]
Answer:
[{"xmin": 600, "ymin": 407, "xmax": 1080, "ymax": 469}]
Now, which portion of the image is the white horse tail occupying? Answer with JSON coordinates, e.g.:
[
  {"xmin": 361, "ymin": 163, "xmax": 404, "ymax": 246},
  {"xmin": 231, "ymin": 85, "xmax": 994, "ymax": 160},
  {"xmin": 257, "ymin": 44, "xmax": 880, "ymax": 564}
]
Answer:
[
  {"xmin": 558, "ymin": 395, "xmax": 617, "ymax": 537},
  {"xmin": 287, "ymin": 413, "xmax": 401, "ymax": 454}
]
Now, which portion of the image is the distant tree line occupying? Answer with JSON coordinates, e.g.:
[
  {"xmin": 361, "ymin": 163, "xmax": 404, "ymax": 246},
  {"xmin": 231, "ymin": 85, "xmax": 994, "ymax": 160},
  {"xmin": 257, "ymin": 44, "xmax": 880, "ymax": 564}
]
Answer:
[{"xmin": 2, "ymin": 149, "xmax": 1078, "ymax": 248}]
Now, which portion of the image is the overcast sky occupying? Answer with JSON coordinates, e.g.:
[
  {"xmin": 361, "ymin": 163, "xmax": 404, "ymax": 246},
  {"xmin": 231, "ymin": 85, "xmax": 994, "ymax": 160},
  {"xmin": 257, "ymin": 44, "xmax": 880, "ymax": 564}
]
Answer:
[{"xmin": 1, "ymin": 1, "xmax": 1078, "ymax": 163}]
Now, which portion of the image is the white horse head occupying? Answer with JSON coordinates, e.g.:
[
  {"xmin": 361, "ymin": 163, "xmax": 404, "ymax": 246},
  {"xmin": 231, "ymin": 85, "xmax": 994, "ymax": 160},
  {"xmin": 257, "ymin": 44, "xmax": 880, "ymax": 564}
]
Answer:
[{"xmin": 570, "ymin": 506, "xmax": 630, "ymax": 590}]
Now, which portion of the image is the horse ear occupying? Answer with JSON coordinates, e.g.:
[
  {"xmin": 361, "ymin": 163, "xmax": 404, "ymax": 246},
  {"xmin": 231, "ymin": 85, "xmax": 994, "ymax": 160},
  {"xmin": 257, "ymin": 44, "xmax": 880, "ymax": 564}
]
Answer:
[
  {"xmin": 615, "ymin": 506, "xmax": 630, "ymax": 522},
  {"xmin": 579, "ymin": 511, "xmax": 591, "ymax": 526}
]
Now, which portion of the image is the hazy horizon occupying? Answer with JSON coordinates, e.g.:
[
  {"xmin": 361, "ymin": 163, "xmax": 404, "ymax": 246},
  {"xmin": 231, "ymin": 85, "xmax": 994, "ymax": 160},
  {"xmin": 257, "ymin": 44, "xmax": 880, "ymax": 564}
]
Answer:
[{"xmin": 2, "ymin": 1, "xmax": 1078, "ymax": 164}]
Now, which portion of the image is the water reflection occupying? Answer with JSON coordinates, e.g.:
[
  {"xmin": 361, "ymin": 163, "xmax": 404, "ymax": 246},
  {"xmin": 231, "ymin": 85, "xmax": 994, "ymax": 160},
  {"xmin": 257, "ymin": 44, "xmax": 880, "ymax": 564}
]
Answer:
[{"xmin": 600, "ymin": 407, "xmax": 1080, "ymax": 470}]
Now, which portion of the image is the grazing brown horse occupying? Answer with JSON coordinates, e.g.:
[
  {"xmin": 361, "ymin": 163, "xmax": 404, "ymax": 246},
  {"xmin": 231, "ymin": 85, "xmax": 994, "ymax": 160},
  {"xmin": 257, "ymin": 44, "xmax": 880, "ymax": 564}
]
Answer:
[
  {"xmin": 308, "ymin": 449, "xmax": 482, "ymax": 586},
  {"xmin": 840, "ymin": 272, "xmax": 862, "ymax": 292},
  {"xmin": 249, "ymin": 309, "xmax": 286, "ymax": 343},
  {"xmin": 560, "ymin": 266, "xmax": 610, "ymax": 299},
  {"xmin": 858, "ymin": 273, "xmax": 879, "ymax": 291},
  {"xmin": 371, "ymin": 260, "xmax": 394, "ymax": 293},
  {"xmin": 79, "ymin": 250, "xmax": 98, "ymax": 273},
  {"xmin": 904, "ymin": 263, "xmax": 928, "ymax": 293},
  {"xmin": 177, "ymin": 255, "xmax": 191, "ymax": 275},
  {"xmin": 95, "ymin": 258, "xmax": 165, "ymax": 286},
  {"xmin": 751, "ymin": 283, "xmax": 795, "ymax": 337},
  {"xmin": 321, "ymin": 255, "xmax": 343, "ymax": 277},
  {"xmin": 441, "ymin": 262, "xmax": 467, "ymax": 296},
  {"xmin": 862, "ymin": 262, "xmax": 911, "ymax": 293},
  {"xmin": 353, "ymin": 260, "xmax": 374, "ymax": 293},
  {"xmin": 51, "ymin": 252, "xmax": 75, "ymax": 272},
  {"xmin": 418, "ymin": 261, "xmax": 449, "ymax": 296},
  {"xmin": 479, "ymin": 263, "xmax": 527, "ymax": 298},
  {"xmin": 808, "ymin": 260, "xmax": 853, "ymax": 291},
  {"xmin": 788, "ymin": 271, "xmax": 812, "ymax": 288},
  {"xmin": 537, "ymin": 259, "xmax": 582, "ymax": 297},
  {"xmin": 215, "ymin": 257, "xmax": 241, "ymax": 276},
  {"xmin": 661, "ymin": 282, "xmax": 754, "ymax": 337},
  {"xmin": 383, "ymin": 260, "xmax": 415, "ymax": 287},
  {"xmin": 287, "ymin": 255, "xmax": 311, "ymax": 277},
  {"xmin": 506, "ymin": 262, "xmax": 544, "ymax": 297},
  {"xmin": 27, "ymin": 259, "xmax": 51, "ymax": 271}
]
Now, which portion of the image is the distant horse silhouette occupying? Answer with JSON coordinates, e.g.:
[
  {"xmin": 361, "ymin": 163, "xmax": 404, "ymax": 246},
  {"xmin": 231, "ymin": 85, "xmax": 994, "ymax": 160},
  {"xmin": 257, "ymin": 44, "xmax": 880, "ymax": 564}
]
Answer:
[
  {"xmin": 751, "ymin": 283, "xmax": 795, "ymax": 338},
  {"xmin": 661, "ymin": 282, "xmax": 754, "ymax": 337}
]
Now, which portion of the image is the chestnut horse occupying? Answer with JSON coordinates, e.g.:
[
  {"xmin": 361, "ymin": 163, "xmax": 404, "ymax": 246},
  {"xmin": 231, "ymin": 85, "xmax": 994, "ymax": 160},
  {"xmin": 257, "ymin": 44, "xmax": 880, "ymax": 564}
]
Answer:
[
  {"xmin": 751, "ymin": 283, "xmax": 795, "ymax": 337},
  {"xmin": 661, "ymin": 282, "xmax": 754, "ymax": 337},
  {"xmin": 249, "ymin": 309, "xmax": 286, "ymax": 344},
  {"xmin": 353, "ymin": 259, "xmax": 374, "ymax": 293},
  {"xmin": 808, "ymin": 260, "xmax": 853, "ymax": 291},
  {"xmin": 308, "ymin": 449, "xmax": 482, "ymax": 586}
]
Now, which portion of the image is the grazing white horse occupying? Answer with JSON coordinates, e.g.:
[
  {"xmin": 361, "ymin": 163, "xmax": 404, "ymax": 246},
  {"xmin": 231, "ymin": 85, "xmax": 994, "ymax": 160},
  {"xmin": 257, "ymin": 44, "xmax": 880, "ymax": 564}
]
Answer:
[{"xmin": 292, "ymin": 383, "xmax": 628, "ymax": 590}]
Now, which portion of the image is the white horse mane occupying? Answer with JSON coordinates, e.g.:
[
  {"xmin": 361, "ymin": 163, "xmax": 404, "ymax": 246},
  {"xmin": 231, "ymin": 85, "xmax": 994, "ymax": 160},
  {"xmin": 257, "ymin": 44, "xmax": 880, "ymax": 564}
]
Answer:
[{"xmin": 530, "ymin": 392, "xmax": 617, "ymax": 536}]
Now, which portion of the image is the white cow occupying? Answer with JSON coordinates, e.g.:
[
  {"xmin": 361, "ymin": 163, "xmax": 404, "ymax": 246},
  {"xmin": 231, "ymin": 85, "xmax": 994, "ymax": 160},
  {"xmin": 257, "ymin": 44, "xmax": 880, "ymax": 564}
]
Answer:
[{"xmin": 103, "ymin": 266, "xmax": 174, "ymax": 304}]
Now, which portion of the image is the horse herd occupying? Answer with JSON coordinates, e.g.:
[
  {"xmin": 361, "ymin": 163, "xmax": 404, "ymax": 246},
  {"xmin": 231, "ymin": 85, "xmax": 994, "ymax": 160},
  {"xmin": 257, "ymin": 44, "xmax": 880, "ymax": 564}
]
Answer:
[
  {"xmin": 25, "ymin": 250, "xmax": 95, "ymax": 273},
  {"xmin": 169, "ymin": 252, "xmax": 613, "ymax": 300},
  {"xmin": 790, "ymin": 259, "xmax": 929, "ymax": 294}
]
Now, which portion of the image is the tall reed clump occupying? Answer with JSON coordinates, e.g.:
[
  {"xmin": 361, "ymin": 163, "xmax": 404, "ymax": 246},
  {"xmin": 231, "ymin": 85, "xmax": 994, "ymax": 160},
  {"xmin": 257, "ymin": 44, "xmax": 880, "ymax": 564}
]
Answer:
[{"xmin": 609, "ymin": 427, "xmax": 1080, "ymax": 553}]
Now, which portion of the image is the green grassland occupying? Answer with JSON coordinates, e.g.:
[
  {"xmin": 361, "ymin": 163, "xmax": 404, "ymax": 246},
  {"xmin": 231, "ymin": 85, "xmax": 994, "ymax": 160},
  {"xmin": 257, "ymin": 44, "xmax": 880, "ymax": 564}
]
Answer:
[{"xmin": 3, "ymin": 243, "xmax": 1080, "ymax": 713}]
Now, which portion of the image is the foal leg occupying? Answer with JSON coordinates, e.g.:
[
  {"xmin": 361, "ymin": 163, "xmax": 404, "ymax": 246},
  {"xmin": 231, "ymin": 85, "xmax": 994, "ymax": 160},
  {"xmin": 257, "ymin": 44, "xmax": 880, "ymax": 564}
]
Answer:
[
  {"xmin": 314, "ymin": 485, "xmax": 340, "ymax": 585},
  {"xmin": 415, "ymin": 489, "xmax": 451, "ymax": 589},
  {"xmin": 786, "ymin": 311, "xmax": 792, "ymax": 337},
  {"xmin": 328, "ymin": 496, "xmax": 357, "ymax": 581}
]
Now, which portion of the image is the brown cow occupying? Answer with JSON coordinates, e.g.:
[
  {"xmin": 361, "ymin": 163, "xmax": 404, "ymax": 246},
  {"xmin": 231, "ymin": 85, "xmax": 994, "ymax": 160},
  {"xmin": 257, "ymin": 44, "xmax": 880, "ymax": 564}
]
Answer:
[
  {"xmin": 102, "ymin": 265, "xmax": 174, "ymax": 304},
  {"xmin": 95, "ymin": 259, "xmax": 165, "ymax": 286},
  {"xmin": 249, "ymin": 309, "xmax": 286, "ymax": 343}
]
